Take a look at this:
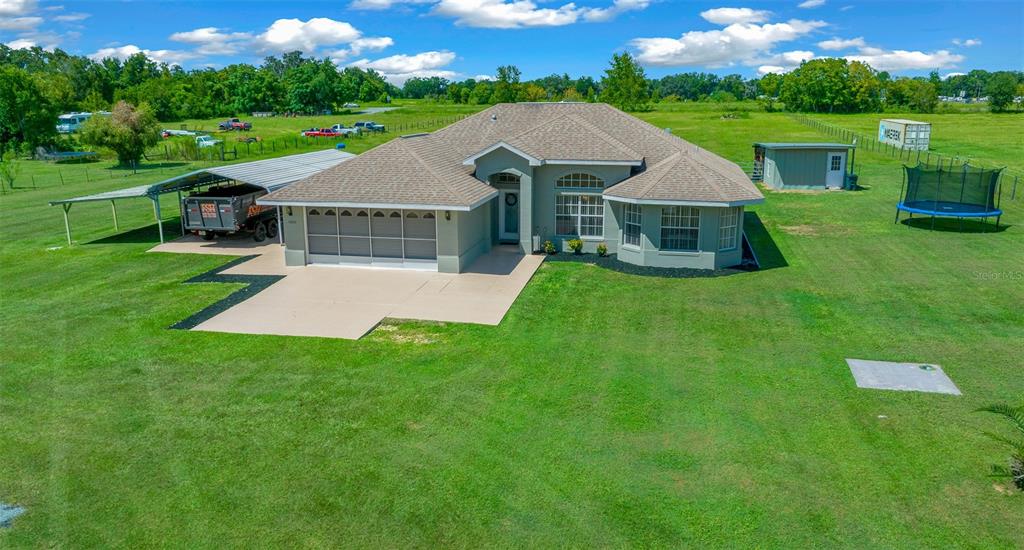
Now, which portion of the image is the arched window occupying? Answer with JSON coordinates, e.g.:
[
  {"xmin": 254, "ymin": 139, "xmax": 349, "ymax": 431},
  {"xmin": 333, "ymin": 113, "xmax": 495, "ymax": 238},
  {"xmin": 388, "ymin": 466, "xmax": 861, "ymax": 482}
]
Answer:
[
  {"xmin": 308, "ymin": 209, "xmax": 321, "ymax": 216},
  {"xmin": 324, "ymin": 209, "xmax": 336, "ymax": 216},
  {"xmin": 389, "ymin": 211, "xmax": 401, "ymax": 218},
  {"xmin": 357, "ymin": 210, "xmax": 368, "ymax": 217},
  {"xmin": 373, "ymin": 211, "xmax": 385, "ymax": 217},
  {"xmin": 557, "ymin": 173, "xmax": 604, "ymax": 188},
  {"xmin": 490, "ymin": 172, "xmax": 521, "ymax": 186},
  {"xmin": 340, "ymin": 210, "xmax": 352, "ymax": 216},
  {"xmin": 423, "ymin": 212, "xmax": 435, "ymax": 219},
  {"xmin": 406, "ymin": 212, "xmax": 419, "ymax": 218}
]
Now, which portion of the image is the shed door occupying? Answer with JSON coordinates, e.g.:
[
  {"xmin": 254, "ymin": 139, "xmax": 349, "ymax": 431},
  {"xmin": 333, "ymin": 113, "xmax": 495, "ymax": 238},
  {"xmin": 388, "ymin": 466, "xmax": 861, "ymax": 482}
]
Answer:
[{"xmin": 826, "ymin": 153, "xmax": 845, "ymax": 189}]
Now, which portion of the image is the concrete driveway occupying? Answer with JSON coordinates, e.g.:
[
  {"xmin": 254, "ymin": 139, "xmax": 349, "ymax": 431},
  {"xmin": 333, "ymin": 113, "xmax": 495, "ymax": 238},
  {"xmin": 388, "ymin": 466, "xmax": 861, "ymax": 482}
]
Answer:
[{"xmin": 151, "ymin": 236, "xmax": 543, "ymax": 339}]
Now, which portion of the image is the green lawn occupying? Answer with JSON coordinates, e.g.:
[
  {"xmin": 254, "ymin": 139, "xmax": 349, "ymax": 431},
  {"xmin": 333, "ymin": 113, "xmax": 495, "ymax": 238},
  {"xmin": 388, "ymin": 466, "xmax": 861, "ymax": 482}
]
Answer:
[{"xmin": 1, "ymin": 102, "xmax": 1022, "ymax": 547}]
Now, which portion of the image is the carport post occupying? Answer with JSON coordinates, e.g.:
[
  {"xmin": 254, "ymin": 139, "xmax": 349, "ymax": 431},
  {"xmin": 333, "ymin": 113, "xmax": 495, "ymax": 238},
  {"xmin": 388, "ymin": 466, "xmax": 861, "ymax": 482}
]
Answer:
[
  {"xmin": 152, "ymin": 196, "xmax": 164, "ymax": 243},
  {"xmin": 177, "ymin": 190, "xmax": 185, "ymax": 236},
  {"xmin": 110, "ymin": 200, "xmax": 118, "ymax": 231},
  {"xmin": 61, "ymin": 203, "xmax": 72, "ymax": 245},
  {"xmin": 277, "ymin": 206, "xmax": 283, "ymax": 244}
]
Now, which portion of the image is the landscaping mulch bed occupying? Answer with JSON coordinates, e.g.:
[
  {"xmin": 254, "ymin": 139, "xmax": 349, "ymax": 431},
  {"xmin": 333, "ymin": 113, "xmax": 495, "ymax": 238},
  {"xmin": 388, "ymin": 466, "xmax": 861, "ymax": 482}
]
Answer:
[
  {"xmin": 542, "ymin": 252, "xmax": 751, "ymax": 278},
  {"xmin": 170, "ymin": 255, "xmax": 284, "ymax": 330}
]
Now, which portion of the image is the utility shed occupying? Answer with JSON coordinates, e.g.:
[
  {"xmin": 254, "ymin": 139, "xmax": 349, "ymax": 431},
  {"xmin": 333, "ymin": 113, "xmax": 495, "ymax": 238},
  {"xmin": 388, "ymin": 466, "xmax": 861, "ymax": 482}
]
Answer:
[
  {"xmin": 49, "ymin": 149, "xmax": 354, "ymax": 245},
  {"xmin": 879, "ymin": 119, "xmax": 931, "ymax": 150},
  {"xmin": 752, "ymin": 142, "xmax": 857, "ymax": 190}
]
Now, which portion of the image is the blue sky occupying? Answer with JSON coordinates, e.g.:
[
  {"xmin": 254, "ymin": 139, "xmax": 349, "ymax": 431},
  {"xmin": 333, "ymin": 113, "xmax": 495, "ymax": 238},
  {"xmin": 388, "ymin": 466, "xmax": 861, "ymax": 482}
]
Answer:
[{"xmin": 2, "ymin": 0, "xmax": 1021, "ymax": 84}]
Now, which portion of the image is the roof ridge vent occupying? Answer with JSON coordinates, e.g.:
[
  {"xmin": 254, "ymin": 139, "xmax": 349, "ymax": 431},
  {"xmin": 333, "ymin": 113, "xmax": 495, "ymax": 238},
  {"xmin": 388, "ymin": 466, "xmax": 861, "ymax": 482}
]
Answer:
[{"xmin": 400, "ymin": 132, "xmax": 430, "ymax": 138}]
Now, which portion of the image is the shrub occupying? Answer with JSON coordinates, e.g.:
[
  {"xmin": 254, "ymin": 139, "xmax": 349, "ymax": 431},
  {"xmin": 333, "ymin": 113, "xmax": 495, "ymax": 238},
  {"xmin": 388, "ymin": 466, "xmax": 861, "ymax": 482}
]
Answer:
[
  {"xmin": 543, "ymin": 240, "xmax": 556, "ymax": 255},
  {"xmin": 597, "ymin": 242, "xmax": 608, "ymax": 257},
  {"xmin": 567, "ymin": 238, "xmax": 583, "ymax": 254},
  {"xmin": 976, "ymin": 403, "xmax": 1024, "ymax": 491}
]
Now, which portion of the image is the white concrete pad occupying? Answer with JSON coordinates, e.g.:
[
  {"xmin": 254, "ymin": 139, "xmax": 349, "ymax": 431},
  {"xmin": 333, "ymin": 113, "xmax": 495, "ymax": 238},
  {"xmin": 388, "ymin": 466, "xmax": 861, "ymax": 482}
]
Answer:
[
  {"xmin": 846, "ymin": 358, "xmax": 961, "ymax": 395},
  {"xmin": 155, "ymin": 237, "xmax": 544, "ymax": 339}
]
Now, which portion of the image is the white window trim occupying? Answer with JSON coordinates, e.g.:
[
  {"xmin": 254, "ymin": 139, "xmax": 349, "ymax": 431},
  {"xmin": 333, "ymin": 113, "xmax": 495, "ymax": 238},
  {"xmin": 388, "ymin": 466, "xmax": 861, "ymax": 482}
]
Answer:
[
  {"xmin": 718, "ymin": 207, "xmax": 740, "ymax": 252},
  {"xmin": 622, "ymin": 203, "xmax": 642, "ymax": 248},
  {"xmin": 660, "ymin": 206, "xmax": 700, "ymax": 252},
  {"xmin": 555, "ymin": 193, "xmax": 605, "ymax": 238}
]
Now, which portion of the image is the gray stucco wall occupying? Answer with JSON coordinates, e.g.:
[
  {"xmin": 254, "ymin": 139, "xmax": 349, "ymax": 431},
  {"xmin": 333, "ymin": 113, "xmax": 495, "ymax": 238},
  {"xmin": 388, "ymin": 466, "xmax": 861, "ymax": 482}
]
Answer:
[
  {"xmin": 532, "ymin": 164, "xmax": 632, "ymax": 254},
  {"xmin": 283, "ymin": 206, "xmax": 306, "ymax": 266},
  {"xmin": 472, "ymin": 148, "xmax": 534, "ymax": 253},
  {"xmin": 613, "ymin": 203, "xmax": 745, "ymax": 270},
  {"xmin": 436, "ymin": 206, "xmax": 491, "ymax": 273}
]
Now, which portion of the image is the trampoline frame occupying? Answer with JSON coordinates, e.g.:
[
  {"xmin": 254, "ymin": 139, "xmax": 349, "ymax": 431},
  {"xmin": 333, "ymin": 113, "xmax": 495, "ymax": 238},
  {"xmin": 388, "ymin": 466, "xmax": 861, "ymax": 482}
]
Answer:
[{"xmin": 894, "ymin": 163, "xmax": 1004, "ymax": 232}]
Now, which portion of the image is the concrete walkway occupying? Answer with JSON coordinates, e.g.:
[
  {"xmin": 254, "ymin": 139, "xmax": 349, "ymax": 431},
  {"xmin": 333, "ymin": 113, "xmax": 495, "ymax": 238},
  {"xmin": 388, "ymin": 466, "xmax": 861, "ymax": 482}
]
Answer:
[{"xmin": 151, "ymin": 236, "xmax": 543, "ymax": 339}]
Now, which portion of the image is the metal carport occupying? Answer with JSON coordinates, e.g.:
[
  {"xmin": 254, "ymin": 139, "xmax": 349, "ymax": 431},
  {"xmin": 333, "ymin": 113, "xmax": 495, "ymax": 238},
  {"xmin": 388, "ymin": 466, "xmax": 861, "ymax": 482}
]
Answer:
[{"xmin": 48, "ymin": 149, "xmax": 354, "ymax": 245}]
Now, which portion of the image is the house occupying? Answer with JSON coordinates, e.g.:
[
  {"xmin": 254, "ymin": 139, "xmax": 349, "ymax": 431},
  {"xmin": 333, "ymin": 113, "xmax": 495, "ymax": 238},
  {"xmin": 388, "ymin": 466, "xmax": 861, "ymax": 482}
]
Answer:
[
  {"xmin": 752, "ymin": 142, "xmax": 856, "ymax": 190},
  {"xmin": 258, "ymin": 103, "xmax": 764, "ymax": 273}
]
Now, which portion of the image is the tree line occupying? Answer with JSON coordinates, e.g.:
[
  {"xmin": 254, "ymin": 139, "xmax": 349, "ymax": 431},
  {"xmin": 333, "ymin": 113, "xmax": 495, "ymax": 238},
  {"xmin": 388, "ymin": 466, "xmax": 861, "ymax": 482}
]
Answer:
[{"xmin": 2, "ymin": 43, "xmax": 1022, "ymax": 157}]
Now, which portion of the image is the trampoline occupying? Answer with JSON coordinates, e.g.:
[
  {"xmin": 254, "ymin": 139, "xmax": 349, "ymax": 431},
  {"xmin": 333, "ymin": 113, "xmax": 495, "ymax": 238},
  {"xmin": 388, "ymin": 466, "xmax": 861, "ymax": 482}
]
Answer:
[{"xmin": 895, "ymin": 163, "xmax": 1004, "ymax": 231}]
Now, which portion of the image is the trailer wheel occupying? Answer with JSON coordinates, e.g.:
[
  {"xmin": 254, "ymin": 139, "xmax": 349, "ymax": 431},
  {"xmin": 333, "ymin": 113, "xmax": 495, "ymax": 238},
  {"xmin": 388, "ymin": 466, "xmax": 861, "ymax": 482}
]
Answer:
[
  {"xmin": 201, "ymin": 232, "xmax": 215, "ymax": 241},
  {"xmin": 266, "ymin": 218, "xmax": 279, "ymax": 239},
  {"xmin": 253, "ymin": 222, "xmax": 268, "ymax": 242}
]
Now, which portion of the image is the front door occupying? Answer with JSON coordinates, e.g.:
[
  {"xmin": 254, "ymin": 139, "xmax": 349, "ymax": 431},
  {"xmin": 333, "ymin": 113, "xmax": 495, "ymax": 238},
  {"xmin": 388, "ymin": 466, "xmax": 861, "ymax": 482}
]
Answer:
[
  {"xmin": 499, "ymin": 190, "xmax": 519, "ymax": 241},
  {"xmin": 826, "ymin": 152, "xmax": 845, "ymax": 189}
]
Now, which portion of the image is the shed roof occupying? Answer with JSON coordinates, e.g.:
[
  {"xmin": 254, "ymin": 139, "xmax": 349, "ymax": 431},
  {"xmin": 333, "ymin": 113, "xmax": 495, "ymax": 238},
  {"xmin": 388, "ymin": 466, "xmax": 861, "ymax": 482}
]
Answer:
[
  {"xmin": 880, "ymin": 118, "xmax": 930, "ymax": 125},
  {"xmin": 754, "ymin": 142, "xmax": 856, "ymax": 150}
]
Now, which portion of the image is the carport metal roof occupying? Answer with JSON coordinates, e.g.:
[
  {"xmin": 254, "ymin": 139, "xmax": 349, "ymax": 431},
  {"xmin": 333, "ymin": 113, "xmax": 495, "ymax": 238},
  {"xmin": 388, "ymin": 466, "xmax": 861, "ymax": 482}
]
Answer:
[{"xmin": 49, "ymin": 149, "xmax": 355, "ymax": 245}]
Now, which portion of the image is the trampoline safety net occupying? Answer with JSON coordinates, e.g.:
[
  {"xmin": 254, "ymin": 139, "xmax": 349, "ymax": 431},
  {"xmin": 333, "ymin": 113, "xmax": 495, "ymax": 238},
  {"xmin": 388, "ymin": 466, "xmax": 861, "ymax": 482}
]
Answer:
[{"xmin": 899, "ymin": 163, "xmax": 1003, "ymax": 217}]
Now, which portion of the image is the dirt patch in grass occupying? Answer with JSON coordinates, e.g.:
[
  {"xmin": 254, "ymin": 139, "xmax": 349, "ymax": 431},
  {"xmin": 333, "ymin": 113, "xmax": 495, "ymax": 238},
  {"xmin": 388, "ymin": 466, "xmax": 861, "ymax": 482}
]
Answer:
[
  {"xmin": 371, "ymin": 322, "xmax": 439, "ymax": 344},
  {"xmin": 780, "ymin": 225, "xmax": 821, "ymax": 236}
]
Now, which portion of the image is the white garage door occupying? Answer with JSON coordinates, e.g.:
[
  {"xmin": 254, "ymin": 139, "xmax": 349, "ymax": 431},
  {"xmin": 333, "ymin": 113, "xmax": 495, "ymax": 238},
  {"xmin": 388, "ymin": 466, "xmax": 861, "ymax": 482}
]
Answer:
[{"xmin": 306, "ymin": 208, "xmax": 437, "ymax": 269}]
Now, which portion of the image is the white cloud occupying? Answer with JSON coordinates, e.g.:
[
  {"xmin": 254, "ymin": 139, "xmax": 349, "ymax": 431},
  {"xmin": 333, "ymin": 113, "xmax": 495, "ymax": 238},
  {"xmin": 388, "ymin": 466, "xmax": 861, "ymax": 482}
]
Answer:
[
  {"xmin": 754, "ymin": 49, "xmax": 815, "ymax": 74},
  {"xmin": 350, "ymin": 0, "xmax": 433, "ymax": 8},
  {"xmin": 52, "ymin": 12, "xmax": 88, "ymax": 22},
  {"xmin": 350, "ymin": 50, "xmax": 457, "ymax": 84},
  {"xmin": 88, "ymin": 44, "xmax": 198, "ymax": 66},
  {"xmin": 0, "ymin": 0, "xmax": 35, "ymax": 16},
  {"xmin": 699, "ymin": 7, "xmax": 770, "ymax": 25},
  {"xmin": 0, "ymin": 15, "xmax": 39, "ymax": 30},
  {"xmin": 257, "ymin": 17, "xmax": 361, "ymax": 53},
  {"xmin": 952, "ymin": 38, "xmax": 981, "ymax": 47},
  {"xmin": 817, "ymin": 36, "xmax": 865, "ymax": 50},
  {"xmin": 757, "ymin": 65, "xmax": 787, "ymax": 75},
  {"xmin": 797, "ymin": 0, "xmax": 825, "ymax": 8},
  {"xmin": 582, "ymin": 0, "xmax": 650, "ymax": 22},
  {"xmin": 943, "ymin": 72, "xmax": 965, "ymax": 79},
  {"xmin": 844, "ymin": 47, "xmax": 963, "ymax": 71},
  {"xmin": 631, "ymin": 17, "xmax": 826, "ymax": 67},
  {"xmin": 331, "ymin": 36, "xmax": 395, "ymax": 61},
  {"xmin": 429, "ymin": 0, "xmax": 648, "ymax": 28},
  {"xmin": 4, "ymin": 37, "xmax": 36, "ymax": 49},
  {"xmin": 169, "ymin": 26, "xmax": 254, "ymax": 55},
  {"xmin": 473, "ymin": 74, "xmax": 495, "ymax": 81}
]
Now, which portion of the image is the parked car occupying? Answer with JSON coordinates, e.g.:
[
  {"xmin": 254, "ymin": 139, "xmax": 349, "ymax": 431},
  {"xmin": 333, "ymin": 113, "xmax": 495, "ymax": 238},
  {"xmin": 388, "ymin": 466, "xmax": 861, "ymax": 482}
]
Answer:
[
  {"xmin": 182, "ymin": 184, "xmax": 278, "ymax": 242},
  {"xmin": 196, "ymin": 135, "xmax": 222, "ymax": 148},
  {"xmin": 342, "ymin": 102, "xmax": 359, "ymax": 109},
  {"xmin": 329, "ymin": 123, "xmax": 361, "ymax": 136},
  {"xmin": 301, "ymin": 128, "xmax": 341, "ymax": 137},
  {"xmin": 218, "ymin": 118, "xmax": 252, "ymax": 131},
  {"xmin": 354, "ymin": 121, "xmax": 385, "ymax": 133}
]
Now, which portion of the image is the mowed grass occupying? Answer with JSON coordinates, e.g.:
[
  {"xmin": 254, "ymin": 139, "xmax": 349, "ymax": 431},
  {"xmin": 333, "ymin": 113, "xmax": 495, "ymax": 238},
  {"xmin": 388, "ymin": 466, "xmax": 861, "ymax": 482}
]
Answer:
[{"xmin": 1, "ymin": 102, "xmax": 1022, "ymax": 547}]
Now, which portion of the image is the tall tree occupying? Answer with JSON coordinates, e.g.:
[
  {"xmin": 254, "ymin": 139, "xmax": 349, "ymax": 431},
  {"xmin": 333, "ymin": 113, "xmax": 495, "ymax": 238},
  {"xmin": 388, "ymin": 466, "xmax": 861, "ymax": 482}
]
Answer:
[
  {"xmin": 493, "ymin": 65, "xmax": 522, "ymax": 103},
  {"xmin": 986, "ymin": 72, "xmax": 1019, "ymax": 112},
  {"xmin": 600, "ymin": 53, "xmax": 649, "ymax": 111},
  {"xmin": 0, "ymin": 65, "xmax": 57, "ymax": 154},
  {"xmin": 80, "ymin": 100, "xmax": 160, "ymax": 166}
]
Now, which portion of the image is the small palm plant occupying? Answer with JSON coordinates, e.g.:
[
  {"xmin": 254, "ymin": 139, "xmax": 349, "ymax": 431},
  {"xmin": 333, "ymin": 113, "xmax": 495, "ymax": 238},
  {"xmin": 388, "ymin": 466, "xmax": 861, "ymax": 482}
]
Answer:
[{"xmin": 975, "ymin": 403, "xmax": 1024, "ymax": 491}]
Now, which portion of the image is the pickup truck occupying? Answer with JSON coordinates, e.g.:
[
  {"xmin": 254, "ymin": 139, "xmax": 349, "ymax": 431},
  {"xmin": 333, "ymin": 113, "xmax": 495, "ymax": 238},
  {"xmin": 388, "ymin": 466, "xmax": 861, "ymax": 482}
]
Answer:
[
  {"xmin": 354, "ymin": 121, "xmax": 385, "ymax": 133},
  {"xmin": 301, "ymin": 128, "xmax": 341, "ymax": 137},
  {"xmin": 218, "ymin": 118, "xmax": 252, "ymax": 131},
  {"xmin": 330, "ymin": 123, "xmax": 360, "ymax": 136},
  {"xmin": 182, "ymin": 184, "xmax": 278, "ymax": 242},
  {"xmin": 195, "ymin": 135, "xmax": 222, "ymax": 148}
]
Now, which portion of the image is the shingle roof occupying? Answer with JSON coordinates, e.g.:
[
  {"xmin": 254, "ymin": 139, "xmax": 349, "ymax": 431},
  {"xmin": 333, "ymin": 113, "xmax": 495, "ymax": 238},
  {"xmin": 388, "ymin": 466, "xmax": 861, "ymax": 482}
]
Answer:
[{"xmin": 262, "ymin": 103, "xmax": 763, "ymax": 208}]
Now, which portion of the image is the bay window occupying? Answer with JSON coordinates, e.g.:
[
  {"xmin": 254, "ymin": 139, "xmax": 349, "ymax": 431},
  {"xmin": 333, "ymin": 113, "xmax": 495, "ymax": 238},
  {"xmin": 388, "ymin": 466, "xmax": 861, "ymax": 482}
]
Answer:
[
  {"xmin": 660, "ymin": 206, "xmax": 700, "ymax": 251},
  {"xmin": 623, "ymin": 203, "xmax": 641, "ymax": 247},
  {"xmin": 556, "ymin": 194, "xmax": 604, "ymax": 237}
]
